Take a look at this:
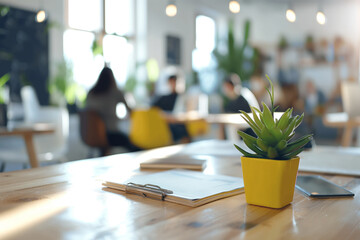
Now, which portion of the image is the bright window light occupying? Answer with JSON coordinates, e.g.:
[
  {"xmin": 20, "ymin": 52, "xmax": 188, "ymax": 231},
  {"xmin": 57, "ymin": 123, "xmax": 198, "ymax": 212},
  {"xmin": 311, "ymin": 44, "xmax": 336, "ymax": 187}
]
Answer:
[
  {"xmin": 196, "ymin": 15, "xmax": 216, "ymax": 52},
  {"xmin": 116, "ymin": 103, "xmax": 127, "ymax": 119},
  {"xmin": 105, "ymin": 0, "xmax": 134, "ymax": 35},
  {"xmin": 63, "ymin": 30, "xmax": 104, "ymax": 90},
  {"xmin": 68, "ymin": 0, "xmax": 102, "ymax": 31},
  {"xmin": 103, "ymin": 35, "xmax": 133, "ymax": 86}
]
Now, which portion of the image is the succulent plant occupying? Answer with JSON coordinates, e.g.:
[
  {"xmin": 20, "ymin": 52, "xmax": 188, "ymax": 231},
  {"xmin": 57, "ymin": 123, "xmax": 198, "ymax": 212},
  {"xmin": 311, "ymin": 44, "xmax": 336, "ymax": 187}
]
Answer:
[{"xmin": 234, "ymin": 75, "xmax": 312, "ymax": 160}]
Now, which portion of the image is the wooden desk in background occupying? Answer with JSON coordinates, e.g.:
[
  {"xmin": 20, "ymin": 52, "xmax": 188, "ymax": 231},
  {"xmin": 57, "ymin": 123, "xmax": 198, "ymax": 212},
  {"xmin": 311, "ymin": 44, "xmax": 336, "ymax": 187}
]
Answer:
[
  {"xmin": 323, "ymin": 112, "xmax": 360, "ymax": 147},
  {"xmin": 167, "ymin": 112, "xmax": 284, "ymax": 139},
  {"xmin": 0, "ymin": 123, "xmax": 54, "ymax": 168},
  {"xmin": 0, "ymin": 139, "xmax": 359, "ymax": 239}
]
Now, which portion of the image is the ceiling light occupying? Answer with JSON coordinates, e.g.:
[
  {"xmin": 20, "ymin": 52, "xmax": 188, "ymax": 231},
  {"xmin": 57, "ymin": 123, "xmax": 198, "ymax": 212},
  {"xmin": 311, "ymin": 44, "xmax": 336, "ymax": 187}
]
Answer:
[
  {"xmin": 316, "ymin": 11, "xmax": 326, "ymax": 25},
  {"xmin": 35, "ymin": 10, "xmax": 47, "ymax": 23},
  {"xmin": 229, "ymin": 0, "xmax": 240, "ymax": 14},
  {"xmin": 166, "ymin": 2, "xmax": 177, "ymax": 17},
  {"xmin": 286, "ymin": 9, "xmax": 296, "ymax": 23}
]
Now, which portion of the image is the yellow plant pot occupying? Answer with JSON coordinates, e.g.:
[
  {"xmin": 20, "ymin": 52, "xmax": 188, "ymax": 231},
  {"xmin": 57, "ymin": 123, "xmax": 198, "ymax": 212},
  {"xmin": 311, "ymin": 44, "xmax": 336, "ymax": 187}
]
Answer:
[{"xmin": 241, "ymin": 156, "xmax": 300, "ymax": 209}]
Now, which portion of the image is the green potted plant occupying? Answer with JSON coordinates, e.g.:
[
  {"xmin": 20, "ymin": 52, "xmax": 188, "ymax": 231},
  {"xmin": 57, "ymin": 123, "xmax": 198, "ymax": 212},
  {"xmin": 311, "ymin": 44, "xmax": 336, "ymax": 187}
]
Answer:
[
  {"xmin": 213, "ymin": 19, "xmax": 257, "ymax": 83},
  {"xmin": 48, "ymin": 61, "xmax": 86, "ymax": 112},
  {"xmin": 0, "ymin": 73, "xmax": 10, "ymax": 126},
  {"xmin": 234, "ymin": 75, "xmax": 312, "ymax": 208}
]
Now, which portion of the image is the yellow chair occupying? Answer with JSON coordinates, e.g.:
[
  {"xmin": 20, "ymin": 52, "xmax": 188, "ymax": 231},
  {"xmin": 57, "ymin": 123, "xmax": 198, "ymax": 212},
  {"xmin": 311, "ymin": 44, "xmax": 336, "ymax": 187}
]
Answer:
[
  {"xmin": 129, "ymin": 107, "xmax": 172, "ymax": 149},
  {"xmin": 185, "ymin": 119, "xmax": 209, "ymax": 138}
]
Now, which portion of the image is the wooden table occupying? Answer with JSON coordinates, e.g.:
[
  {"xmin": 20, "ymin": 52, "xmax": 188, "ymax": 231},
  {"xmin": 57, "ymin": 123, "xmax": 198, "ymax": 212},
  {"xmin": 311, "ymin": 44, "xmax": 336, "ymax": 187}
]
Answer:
[
  {"xmin": 206, "ymin": 112, "xmax": 284, "ymax": 140},
  {"xmin": 0, "ymin": 139, "xmax": 359, "ymax": 239},
  {"xmin": 168, "ymin": 112, "xmax": 284, "ymax": 140},
  {"xmin": 0, "ymin": 123, "xmax": 54, "ymax": 168},
  {"xmin": 323, "ymin": 112, "xmax": 360, "ymax": 147}
]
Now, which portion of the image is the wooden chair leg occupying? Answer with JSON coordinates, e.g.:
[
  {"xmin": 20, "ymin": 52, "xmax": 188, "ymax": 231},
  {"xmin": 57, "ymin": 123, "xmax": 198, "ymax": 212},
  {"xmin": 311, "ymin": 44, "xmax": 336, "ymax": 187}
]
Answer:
[{"xmin": 342, "ymin": 123, "xmax": 353, "ymax": 147}]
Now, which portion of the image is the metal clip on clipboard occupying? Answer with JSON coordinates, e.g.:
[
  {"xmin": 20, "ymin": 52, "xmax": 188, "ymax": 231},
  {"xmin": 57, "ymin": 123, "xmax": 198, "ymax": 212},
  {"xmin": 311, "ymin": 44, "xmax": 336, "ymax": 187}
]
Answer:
[{"xmin": 125, "ymin": 182, "xmax": 173, "ymax": 201}]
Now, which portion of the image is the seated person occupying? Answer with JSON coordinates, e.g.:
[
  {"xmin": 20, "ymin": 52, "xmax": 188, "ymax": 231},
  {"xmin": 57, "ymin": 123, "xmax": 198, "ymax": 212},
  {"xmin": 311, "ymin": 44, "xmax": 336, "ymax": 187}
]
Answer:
[
  {"xmin": 86, "ymin": 67, "xmax": 141, "ymax": 152},
  {"xmin": 152, "ymin": 75, "xmax": 190, "ymax": 143},
  {"xmin": 222, "ymin": 74, "xmax": 255, "ymax": 137},
  {"xmin": 222, "ymin": 74, "xmax": 251, "ymax": 113}
]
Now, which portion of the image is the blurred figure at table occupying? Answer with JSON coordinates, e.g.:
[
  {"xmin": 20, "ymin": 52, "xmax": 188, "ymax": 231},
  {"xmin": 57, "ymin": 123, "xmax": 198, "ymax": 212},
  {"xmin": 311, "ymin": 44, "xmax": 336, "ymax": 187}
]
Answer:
[
  {"xmin": 86, "ymin": 67, "xmax": 141, "ymax": 152},
  {"xmin": 152, "ymin": 74, "xmax": 191, "ymax": 143},
  {"xmin": 222, "ymin": 74, "xmax": 251, "ymax": 113},
  {"xmin": 222, "ymin": 73, "xmax": 256, "ymax": 138},
  {"xmin": 304, "ymin": 80, "xmax": 326, "ymax": 116},
  {"xmin": 302, "ymin": 79, "xmax": 326, "ymax": 137}
]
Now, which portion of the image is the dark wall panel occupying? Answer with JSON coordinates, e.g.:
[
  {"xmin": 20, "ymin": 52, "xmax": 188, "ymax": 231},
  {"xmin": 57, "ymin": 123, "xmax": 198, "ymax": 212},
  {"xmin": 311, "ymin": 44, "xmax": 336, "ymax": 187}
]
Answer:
[{"xmin": 0, "ymin": 5, "xmax": 49, "ymax": 105}]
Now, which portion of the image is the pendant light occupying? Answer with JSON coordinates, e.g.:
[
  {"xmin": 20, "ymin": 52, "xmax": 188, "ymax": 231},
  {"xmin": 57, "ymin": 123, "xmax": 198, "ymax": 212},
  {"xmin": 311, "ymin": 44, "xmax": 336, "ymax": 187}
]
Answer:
[
  {"xmin": 166, "ymin": 1, "xmax": 177, "ymax": 17},
  {"xmin": 316, "ymin": 10, "xmax": 326, "ymax": 25},
  {"xmin": 285, "ymin": 7, "xmax": 296, "ymax": 23},
  {"xmin": 35, "ymin": 0, "xmax": 47, "ymax": 23},
  {"xmin": 229, "ymin": 0, "xmax": 240, "ymax": 14},
  {"xmin": 35, "ymin": 10, "xmax": 47, "ymax": 23}
]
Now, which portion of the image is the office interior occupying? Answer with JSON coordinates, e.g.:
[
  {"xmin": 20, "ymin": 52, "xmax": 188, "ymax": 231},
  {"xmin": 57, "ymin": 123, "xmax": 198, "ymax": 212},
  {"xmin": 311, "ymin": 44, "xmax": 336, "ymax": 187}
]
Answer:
[{"xmin": 0, "ymin": 0, "xmax": 360, "ymax": 172}]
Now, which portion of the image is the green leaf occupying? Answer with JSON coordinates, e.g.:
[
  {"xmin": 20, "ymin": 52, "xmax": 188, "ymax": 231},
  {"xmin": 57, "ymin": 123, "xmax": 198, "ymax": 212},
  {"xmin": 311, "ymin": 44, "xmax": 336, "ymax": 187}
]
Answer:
[
  {"xmin": 268, "ymin": 127, "xmax": 283, "ymax": 142},
  {"xmin": 280, "ymin": 134, "xmax": 312, "ymax": 155},
  {"xmin": 267, "ymin": 147, "xmax": 279, "ymax": 159},
  {"xmin": 283, "ymin": 117, "xmax": 297, "ymax": 138},
  {"xmin": 240, "ymin": 110, "xmax": 261, "ymax": 136},
  {"xmin": 251, "ymin": 107, "xmax": 264, "ymax": 130},
  {"xmin": 237, "ymin": 130, "xmax": 257, "ymax": 144},
  {"xmin": 259, "ymin": 127, "xmax": 277, "ymax": 146},
  {"xmin": 265, "ymin": 74, "xmax": 275, "ymax": 116},
  {"xmin": 234, "ymin": 144, "xmax": 263, "ymax": 158},
  {"xmin": 257, "ymin": 138, "xmax": 269, "ymax": 152},
  {"xmin": 276, "ymin": 108, "xmax": 292, "ymax": 130},
  {"xmin": 276, "ymin": 140, "xmax": 287, "ymax": 151},
  {"xmin": 262, "ymin": 102, "xmax": 275, "ymax": 129},
  {"xmin": 0, "ymin": 73, "xmax": 10, "ymax": 88},
  {"xmin": 244, "ymin": 140, "xmax": 267, "ymax": 157},
  {"xmin": 287, "ymin": 132, "xmax": 295, "ymax": 141},
  {"xmin": 282, "ymin": 147, "xmax": 305, "ymax": 160},
  {"xmin": 295, "ymin": 113, "xmax": 304, "ymax": 128}
]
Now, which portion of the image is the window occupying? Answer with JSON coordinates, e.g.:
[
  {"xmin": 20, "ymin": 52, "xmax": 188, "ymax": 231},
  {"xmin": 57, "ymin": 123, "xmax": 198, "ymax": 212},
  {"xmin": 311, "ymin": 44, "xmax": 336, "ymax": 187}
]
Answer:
[
  {"xmin": 64, "ymin": 0, "xmax": 134, "ymax": 90},
  {"xmin": 63, "ymin": 30, "xmax": 103, "ymax": 89},
  {"xmin": 105, "ymin": 0, "xmax": 134, "ymax": 35},
  {"xmin": 192, "ymin": 15, "xmax": 217, "ymax": 94},
  {"xmin": 195, "ymin": 15, "xmax": 216, "ymax": 52}
]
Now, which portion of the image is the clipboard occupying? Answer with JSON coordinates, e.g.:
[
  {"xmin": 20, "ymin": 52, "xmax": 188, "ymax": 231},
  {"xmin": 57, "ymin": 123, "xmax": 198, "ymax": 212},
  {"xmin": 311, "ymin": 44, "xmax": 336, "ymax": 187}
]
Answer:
[{"xmin": 102, "ymin": 169, "xmax": 244, "ymax": 207}]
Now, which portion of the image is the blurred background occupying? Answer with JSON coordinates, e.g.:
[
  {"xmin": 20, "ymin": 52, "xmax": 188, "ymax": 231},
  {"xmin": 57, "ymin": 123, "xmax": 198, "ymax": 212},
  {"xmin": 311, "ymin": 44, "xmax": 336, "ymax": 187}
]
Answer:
[{"xmin": 0, "ymin": 0, "xmax": 359, "ymax": 170}]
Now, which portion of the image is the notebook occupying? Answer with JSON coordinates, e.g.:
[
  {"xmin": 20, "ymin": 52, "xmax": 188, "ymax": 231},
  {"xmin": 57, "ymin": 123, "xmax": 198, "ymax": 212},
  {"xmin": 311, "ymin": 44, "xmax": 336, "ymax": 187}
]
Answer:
[
  {"xmin": 139, "ymin": 155, "xmax": 207, "ymax": 170},
  {"xmin": 102, "ymin": 169, "xmax": 244, "ymax": 207}
]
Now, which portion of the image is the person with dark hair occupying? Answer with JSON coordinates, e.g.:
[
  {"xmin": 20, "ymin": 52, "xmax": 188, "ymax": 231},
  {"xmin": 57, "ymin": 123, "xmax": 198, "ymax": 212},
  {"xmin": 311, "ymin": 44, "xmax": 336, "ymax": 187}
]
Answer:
[
  {"xmin": 86, "ymin": 67, "xmax": 140, "ymax": 152},
  {"xmin": 222, "ymin": 74, "xmax": 251, "ymax": 113},
  {"xmin": 152, "ymin": 75, "xmax": 191, "ymax": 143},
  {"xmin": 152, "ymin": 75, "xmax": 178, "ymax": 111},
  {"xmin": 222, "ymin": 73, "xmax": 255, "ymax": 138}
]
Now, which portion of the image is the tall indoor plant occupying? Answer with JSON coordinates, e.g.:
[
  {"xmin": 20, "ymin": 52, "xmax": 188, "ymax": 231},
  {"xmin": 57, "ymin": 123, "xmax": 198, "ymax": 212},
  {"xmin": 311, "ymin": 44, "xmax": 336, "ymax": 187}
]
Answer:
[
  {"xmin": 0, "ymin": 73, "xmax": 10, "ymax": 126},
  {"xmin": 213, "ymin": 19, "xmax": 257, "ymax": 82},
  {"xmin": 235, "ymin": 75, "xmax": 312, "ymax": 208}
]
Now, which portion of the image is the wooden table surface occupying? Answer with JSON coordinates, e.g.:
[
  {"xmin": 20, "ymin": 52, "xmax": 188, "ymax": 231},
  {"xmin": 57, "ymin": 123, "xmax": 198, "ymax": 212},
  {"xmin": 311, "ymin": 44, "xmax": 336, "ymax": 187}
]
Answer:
[
  {"xmin": 0, "ymin": 123, "xmax": 55, "ymax": 168},
  {"xmin": 0, "ymin": 140, "xmax": 359, "ymax": 240},
  {"xmin": 323, "ymin": 112, "xmax": 360, "ymax": 147}
]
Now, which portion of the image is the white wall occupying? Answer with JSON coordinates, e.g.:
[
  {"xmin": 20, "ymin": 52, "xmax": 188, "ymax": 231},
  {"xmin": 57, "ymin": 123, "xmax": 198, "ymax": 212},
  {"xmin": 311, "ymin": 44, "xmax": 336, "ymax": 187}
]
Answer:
[
  {"xmin": 145, "ymin": 0, "xmax": 360, "ymax": 79},
  {"xmin": 230, "ymin": 1, "xmax": 360, "ymax": 48},
  {"xmin": 146, "ymin": 0, "xmax": 227, "ymax": 75},
  {"xmin": 2, "ymin": 0, "xmax": 359, "ymax": 84},
  {"xmin": 0, "ymin": 0, "xmax": 65, "ymax": 76}
]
